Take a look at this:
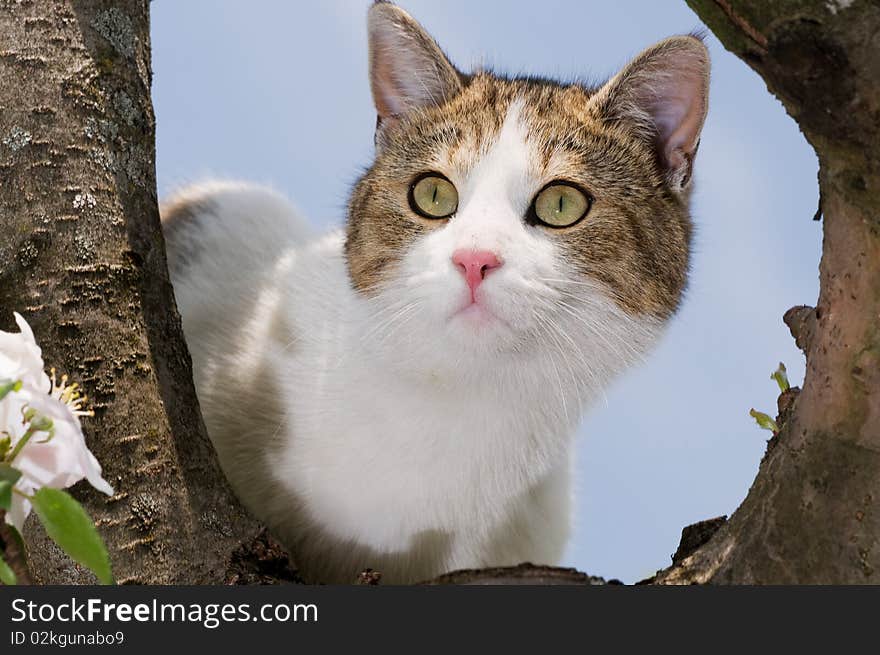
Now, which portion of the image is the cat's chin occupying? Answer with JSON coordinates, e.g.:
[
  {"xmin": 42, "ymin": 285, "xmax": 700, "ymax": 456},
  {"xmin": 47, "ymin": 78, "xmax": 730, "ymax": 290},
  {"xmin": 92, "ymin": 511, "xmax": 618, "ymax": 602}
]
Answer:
[
  {"xmin": 453, "ymin": 301, "xmax": 493, "ymax": 322},
  {"xmin": 442, "ymin": 301, "xmax": 526, "ymax": 355},
  {"xmin": 450, "ymin": 301, "xmax": 510, "ymax": 331}
]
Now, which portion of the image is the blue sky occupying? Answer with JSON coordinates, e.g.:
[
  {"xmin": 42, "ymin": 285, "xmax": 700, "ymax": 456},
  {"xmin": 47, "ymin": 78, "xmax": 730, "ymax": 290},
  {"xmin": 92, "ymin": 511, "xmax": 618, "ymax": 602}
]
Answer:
[{"xmin": 151, "ymin": 1, "xmax": 821, "ymax": 583}]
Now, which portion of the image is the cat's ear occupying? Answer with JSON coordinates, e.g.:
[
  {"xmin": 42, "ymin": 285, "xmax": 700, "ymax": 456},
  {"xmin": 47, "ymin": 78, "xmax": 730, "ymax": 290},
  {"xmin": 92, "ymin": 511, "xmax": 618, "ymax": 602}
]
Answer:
[
  {"xmin": 367, "ymin": 2, "xmax": 462, "ymax": 131},
  {"xmin": 592, "ymin": 36, "xmax": 710, "ymax": 191}
]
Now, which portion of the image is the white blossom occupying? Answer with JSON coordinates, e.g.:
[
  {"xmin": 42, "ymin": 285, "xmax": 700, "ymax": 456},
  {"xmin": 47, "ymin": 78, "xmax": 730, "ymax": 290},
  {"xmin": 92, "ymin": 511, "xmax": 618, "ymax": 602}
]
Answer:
[
  {"xmin": 1, "ymin": 313, "xmax": 113, "ymax": 530},
  {"xmin": 0, "ymin": 313, "xmax": 47, "ymax": 391}
]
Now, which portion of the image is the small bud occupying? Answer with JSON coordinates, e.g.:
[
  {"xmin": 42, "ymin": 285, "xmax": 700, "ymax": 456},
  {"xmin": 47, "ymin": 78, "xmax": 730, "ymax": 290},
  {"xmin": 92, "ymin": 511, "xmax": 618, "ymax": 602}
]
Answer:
[
  {"xmin": 771, "ymin": 362, "xmax": 790, "ymax": 393},
  {"xmin": 750, "ymin": 408, "xmax": 779, "ymax": 433},
  {"xmin": 29, "ymin": 414, "xmax": 54, "ymax": 434}
]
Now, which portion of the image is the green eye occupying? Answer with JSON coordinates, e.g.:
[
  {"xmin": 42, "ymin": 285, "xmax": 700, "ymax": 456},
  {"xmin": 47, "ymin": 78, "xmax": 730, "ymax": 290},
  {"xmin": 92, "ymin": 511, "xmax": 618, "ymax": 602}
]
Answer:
[
  {"xmin": 532, "ymin": 183, "xmax": 591, "ymax": 228},
  {"xmin": 409, "ymin": 174, "xmax": 458, "ymax": 219}
]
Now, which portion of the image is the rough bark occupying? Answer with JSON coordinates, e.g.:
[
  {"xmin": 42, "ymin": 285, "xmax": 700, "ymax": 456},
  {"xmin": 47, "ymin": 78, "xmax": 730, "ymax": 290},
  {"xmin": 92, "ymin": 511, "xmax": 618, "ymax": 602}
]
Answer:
[
  {"xmin": 651, "ymin": 0, "xmax": 880, "ymax": 584},
  {"xmin": 0, "ymin": 0, "xmax": 263, "ymax": 583}
]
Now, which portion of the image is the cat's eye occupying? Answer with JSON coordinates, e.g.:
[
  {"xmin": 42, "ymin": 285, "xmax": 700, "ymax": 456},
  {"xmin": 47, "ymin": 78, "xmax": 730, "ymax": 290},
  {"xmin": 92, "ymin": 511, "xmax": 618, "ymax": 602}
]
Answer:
[
  {"xmin": 409, "ymin": 173, "xmax": 458, "ymax": 219},
  {"xmin": 531, "ymin": 183, "xmax": 591, "ymax": 228}
]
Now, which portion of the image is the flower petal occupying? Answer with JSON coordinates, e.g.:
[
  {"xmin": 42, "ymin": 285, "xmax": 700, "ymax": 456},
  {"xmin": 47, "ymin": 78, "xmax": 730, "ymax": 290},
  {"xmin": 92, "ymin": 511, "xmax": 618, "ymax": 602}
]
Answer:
[
  {"xmin": 0, "ymin": 313, "xmax": 48, "ymax": 390},
  {"xmin": 5, "ymin": 494, "xmax": 31, "ymax": 531},
  {"xmin": 9, "ymin": 386, "xmax": 114, "ymax": 497},
  {"xmin": 2, "ymin": 313, "xmax": 113, "ymax": 504}
]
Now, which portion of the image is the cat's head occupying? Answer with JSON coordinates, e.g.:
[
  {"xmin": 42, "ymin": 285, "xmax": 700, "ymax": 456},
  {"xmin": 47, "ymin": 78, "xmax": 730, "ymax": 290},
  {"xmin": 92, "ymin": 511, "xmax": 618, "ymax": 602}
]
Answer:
[{"xmin": 345, "ymin": 2, "xmax": 709, "ymax": 388}]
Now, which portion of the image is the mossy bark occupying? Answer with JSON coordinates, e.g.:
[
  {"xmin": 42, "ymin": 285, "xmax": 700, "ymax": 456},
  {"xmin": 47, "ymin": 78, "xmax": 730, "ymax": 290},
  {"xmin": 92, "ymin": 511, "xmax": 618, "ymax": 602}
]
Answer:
[
  {"xmin": 0, "ymin": 0, "xmax": 262, "ymax": 583},
  {"xmin": 653, "ymin": 0, "xmax": 880, "ymax": 584}
]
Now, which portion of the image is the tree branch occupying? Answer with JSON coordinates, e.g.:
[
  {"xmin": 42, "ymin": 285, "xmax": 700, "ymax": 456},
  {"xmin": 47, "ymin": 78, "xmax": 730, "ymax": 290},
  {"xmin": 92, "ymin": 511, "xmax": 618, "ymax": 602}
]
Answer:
[
  {"xmin": 653, "ymin": 0, "xmax": 880, "ymax": 583},
  {"xmin": 0, "ymin": 0, "xmax": 263, "ymax": 584}
]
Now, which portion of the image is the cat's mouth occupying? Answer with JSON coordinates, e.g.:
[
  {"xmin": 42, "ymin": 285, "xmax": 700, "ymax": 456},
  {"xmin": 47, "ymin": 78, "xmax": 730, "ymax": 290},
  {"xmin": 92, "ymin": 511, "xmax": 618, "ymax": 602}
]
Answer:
[{"xmin": 451, "ymin": 298, "xmax": 509, "ymax": 330}]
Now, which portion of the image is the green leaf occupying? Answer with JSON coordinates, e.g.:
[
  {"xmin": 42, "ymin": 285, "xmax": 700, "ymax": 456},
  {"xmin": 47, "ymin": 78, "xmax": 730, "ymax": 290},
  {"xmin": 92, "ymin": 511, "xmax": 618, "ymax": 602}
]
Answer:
[
  {"xmin": 750, "ymin": 408, "xmax": 779, "ymax": 433},
  {"xmin": 3, "ymin": 523, "xmax": 27, "ymax": 571},
  {"xmin": 0, "ymin": 464, "xmax": 23, "ymax": 484},
  {"xmin": 771, "ymin": 362, "xmax": 790, "ymax": 393},
  {"xmin": 0, "ymin": 465, "xmax": 22, "ymax": 512},
  {"xmin": 0, "ymin": 482, "xmax": 12, "ymax": 512},
  {"xmin": 31, "ymin": 488, "xmax": 114, "ymax": 584},
  {"xmin": 0, "ymin": 552, "xmax": 17, "ymax": 585}
]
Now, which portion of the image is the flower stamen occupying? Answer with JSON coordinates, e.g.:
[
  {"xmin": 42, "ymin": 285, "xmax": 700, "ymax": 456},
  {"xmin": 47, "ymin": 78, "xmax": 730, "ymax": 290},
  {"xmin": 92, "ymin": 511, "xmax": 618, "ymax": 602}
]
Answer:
[{"xmin": 50, "ymin": 368, "xmax": 94, "ymax": 418}]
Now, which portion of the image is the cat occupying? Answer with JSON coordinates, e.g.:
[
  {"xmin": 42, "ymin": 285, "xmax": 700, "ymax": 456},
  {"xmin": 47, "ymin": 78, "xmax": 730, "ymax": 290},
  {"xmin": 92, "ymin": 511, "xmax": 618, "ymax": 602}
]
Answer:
[{"xmin": 161, "ymin": 1, "xmax": 709, "ymax": 584}]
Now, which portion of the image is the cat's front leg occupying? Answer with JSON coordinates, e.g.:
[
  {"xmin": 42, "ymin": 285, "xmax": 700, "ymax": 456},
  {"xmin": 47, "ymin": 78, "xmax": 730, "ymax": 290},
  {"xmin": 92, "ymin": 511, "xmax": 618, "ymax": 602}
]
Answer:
[{"xmin": 473, "ymin": 457, "xmax": 573, "ymax": 570}]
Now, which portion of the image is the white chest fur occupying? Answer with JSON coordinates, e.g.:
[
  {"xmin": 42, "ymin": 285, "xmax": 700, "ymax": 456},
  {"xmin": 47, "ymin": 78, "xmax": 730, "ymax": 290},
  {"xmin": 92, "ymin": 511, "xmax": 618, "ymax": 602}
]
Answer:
[{"xmin": 270, "ymin": 233, "xmax": 578, "ymax": 551}]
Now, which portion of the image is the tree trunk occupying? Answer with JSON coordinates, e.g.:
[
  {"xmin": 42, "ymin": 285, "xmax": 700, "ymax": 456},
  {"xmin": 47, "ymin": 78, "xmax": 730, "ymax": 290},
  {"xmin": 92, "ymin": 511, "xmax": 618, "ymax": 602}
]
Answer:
[
  {"xmin": 0, "ymin": 0, "xmax": 264, "ymax": 583},
  {"xmin": 652, "ymin": 0, "xmax": 880, "ymax": 584}
]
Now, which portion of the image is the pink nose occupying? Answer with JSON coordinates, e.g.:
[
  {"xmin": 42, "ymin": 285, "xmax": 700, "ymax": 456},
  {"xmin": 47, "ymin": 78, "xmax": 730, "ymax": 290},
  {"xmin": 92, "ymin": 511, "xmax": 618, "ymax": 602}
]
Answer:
[{"xmin": 452, "ymin": 249, "xmax": 502, "ymax": 298}]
